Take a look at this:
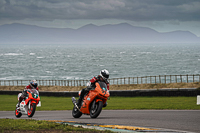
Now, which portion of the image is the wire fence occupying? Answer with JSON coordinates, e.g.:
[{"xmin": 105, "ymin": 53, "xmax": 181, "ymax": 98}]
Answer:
[{"xmin": 0, "ymin": 74, "xmax": 199, "ymax": 86}]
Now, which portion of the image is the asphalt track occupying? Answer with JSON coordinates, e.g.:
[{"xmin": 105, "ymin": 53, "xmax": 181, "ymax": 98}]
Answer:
[{"xmin": 1, "ymin": 110, "xmax": 200, "ymax": 133}]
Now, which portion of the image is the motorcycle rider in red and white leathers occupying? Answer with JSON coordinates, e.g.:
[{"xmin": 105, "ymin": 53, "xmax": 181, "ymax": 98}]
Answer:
[
  {"xmin": 77, "ymin": 69, "xmax": 110, "ymax": 107},
  {"xmin": 17, "ymin": 80, "xmax": 38, "ymax": 107}
]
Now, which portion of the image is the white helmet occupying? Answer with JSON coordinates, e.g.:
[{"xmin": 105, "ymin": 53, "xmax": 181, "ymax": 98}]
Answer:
[
  {"xmin": 30, "ymin": 79, "xmax": 38, "ymax": 89},
  {"xmin": 100, "ymin": 69, "xmax": 109, "ymax": 80}
]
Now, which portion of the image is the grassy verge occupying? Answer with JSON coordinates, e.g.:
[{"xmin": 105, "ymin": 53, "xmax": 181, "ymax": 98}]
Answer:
[
  {"xmin": 0, "ymin": 119, "xmax": 113, "ymax": 133},
  {"xmin": 106, "ymin": 96, "xmax": 200, "ymax": 110},
  {"xmin": 0, "ymin": 95, "xmax": 200, "ymax": 111}
]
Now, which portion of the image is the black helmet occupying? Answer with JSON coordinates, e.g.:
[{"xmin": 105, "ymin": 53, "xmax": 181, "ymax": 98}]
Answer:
[{"xmin": 100, "ymin": 69, "xmax": 109, "ymax": 80}]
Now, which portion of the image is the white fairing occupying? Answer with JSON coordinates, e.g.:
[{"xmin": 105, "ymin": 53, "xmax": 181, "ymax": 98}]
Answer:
[
  {"xmin": 28, "ymin": 101, "xmax": 31, "ymax": 109},
  {"xmin": 20, "ymin": 101, "xmax": 27, "ymax": 114}
]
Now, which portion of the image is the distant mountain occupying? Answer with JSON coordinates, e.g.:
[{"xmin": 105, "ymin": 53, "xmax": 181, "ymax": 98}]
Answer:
[{"xmin": 0, "ymin": 23, "xmax": 200, "ymax": 44}]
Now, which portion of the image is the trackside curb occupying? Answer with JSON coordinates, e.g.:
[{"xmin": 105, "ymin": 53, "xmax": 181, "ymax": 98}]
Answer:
[{"xmin": 47, "ymin": 120, "xmax": 191, "ymax": 133}]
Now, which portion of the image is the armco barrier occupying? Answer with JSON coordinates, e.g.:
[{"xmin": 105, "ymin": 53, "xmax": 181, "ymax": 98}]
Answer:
[
  {"xmin": 109, "ymin": 88, "xmax": 200, "ymax": 97},
  {"xmin": 0, "ymin": 88, "xmax": 200, "ymax": 97}
]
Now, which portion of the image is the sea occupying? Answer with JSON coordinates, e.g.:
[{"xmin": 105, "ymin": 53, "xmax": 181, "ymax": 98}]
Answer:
[{"xmin": 0, "ymin": 43, "xmax": 200, "ymax": 80}]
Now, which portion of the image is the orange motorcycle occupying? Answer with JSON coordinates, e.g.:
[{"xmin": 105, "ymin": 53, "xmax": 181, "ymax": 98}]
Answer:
[
  {"xmin": 15, "ymin": 89, "xmax": 41, "ymax": 118},
  {"xmin": 72, "ymin": 81, "xmax": 110, "ymax": 118}
]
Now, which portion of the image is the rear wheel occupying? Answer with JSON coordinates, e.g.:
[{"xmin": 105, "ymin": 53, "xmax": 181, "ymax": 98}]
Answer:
[
  {"xmin": 15, "ymin": 107, "xmax": 22, "ymax": 118},
  {"xmin": 72, "ymin": 106, "xmax": 82, "ymax": 118},
  {"xmin": 90, "ymin": 101, "xmax": 103, "ymax": 118},
  {"xmin": 27, "ymin": 102, "xmax": 36, "ymax": 117}
]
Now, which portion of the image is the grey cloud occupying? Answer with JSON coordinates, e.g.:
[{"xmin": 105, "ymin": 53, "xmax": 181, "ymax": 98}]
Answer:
[{"xmin": 0, "ymin": 0, "xmax": 200, "ymax": 22}]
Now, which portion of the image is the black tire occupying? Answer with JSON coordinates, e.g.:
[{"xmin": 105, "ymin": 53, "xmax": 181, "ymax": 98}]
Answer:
[
  {"xmin": 27, "ymin": 103, "xmax": 36, "ymax": 117},
  {"xmin": 90, "ymin": 101, "xmax": 103, "ymax": 118},
  {"xmin": 15, "ymin": 107, "xmax": 22, "ymax": 118},
  {"xmin": 72, "ymin": 106, "xmax": 82, "ymax": 118}
]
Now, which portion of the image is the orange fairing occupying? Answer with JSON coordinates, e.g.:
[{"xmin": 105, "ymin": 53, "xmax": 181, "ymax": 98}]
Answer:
[
  {"xmin": 95, "ymin": 82, "xmax": 110, "ymax": 99},
  {"xmin": 80, "ymin": 82, "xmax": 110, "ymax": 114},
  {"xmin": 80, "ymin": 91, "xmax": 97, "ymax": 114},
  {"xmin": 25, "ymin": 90, "xmax": 40, "ymax": 105}
]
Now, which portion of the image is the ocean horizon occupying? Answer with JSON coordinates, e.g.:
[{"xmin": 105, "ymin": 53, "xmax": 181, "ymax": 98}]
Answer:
[{"xmin": 0, "ymin": 43, "xmax": 200, "ymax": 81}]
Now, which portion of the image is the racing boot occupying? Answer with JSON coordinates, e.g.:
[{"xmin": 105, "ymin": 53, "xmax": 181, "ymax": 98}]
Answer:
[
  {"xmin": 71, "ymin": 97, "xmax": 76, "ymax": 105},
  {"xmin": 103, "ymin": 102, "xmax": 107, "ymax": 107},
  {"xmin": 16, "ymin": 102, "xmax": 20, "ymax": 107},
  {"xmin": 72, "ymin": 97, "xmax": 82, "ymax": 110}
]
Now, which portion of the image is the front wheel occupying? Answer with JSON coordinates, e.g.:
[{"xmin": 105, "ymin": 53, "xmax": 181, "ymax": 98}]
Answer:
[
  {"xmin": 15, "ymin": 107, "xmax": 22, "ymax": 118},
  {"xmin": 90, "ymin": 101, "xmax": 103, "ymax": 118},
  {"xmin": 27, "ymin": 102, "xmax": 36, "ymax": 117},
  {"xmin": 72, "ymin": 106, "xmax": 82, "ymax": 118}
]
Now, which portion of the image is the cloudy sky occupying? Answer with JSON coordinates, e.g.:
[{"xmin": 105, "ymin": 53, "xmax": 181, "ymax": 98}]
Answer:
[{"xmin": 1, "ymin": 0, "xmax": 200, "ymax": 36}]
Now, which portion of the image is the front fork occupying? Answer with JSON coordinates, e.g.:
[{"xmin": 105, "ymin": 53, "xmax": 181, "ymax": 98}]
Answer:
[
  {"xmin": 91, "ymin": 98, "xmax": 96, "ymax": 110},
  {"xmin": 28, "ymin": 101, "xmax": 31, "ymax": 110}
]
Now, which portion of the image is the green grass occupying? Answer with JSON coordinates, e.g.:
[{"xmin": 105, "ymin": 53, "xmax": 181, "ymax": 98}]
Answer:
[
  {"xmin": 0, "ymin": 95, "xmax": 200, "ymax": 111},
  {"xmin": 106, "ymin": 97, "xmax": 200, "ymax": 110},
  {"xmin": 0, "ymin": 119, "xmax": 113, "ymax": 133}
]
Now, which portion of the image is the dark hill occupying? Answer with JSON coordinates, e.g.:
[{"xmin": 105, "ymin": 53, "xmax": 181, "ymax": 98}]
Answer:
[{"xmin": 0, "ymin": 23, "xmax": 199, "ymax": 44}]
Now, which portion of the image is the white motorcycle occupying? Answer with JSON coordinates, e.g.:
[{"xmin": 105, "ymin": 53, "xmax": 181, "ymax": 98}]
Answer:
[{"xmin": 15, "ymin": 89, "xmax": 41, "ymax": 118}]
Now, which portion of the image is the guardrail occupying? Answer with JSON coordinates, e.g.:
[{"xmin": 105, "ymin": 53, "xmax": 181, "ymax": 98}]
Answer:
[
  {"xmin": 1, "ymin": 88, "xmax": 200, "ymax": 97},
  {"xmin": 0, "ymin": 74, "xmax": 199, "ymax": 86}
]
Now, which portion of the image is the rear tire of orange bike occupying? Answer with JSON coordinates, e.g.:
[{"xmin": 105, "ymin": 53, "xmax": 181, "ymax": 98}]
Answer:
[{"xmin": 90, "ymin": 101, "xmax": 103, "ymax": 118}]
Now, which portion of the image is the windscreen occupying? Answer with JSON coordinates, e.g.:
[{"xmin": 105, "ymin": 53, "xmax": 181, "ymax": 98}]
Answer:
[
  {"xmin": 27, "ymin": 89, "xmax": 39, "ymax": 95},
  {"xmin": 98, "ymin": 81, "xmax": 107, "ymax": 91}
]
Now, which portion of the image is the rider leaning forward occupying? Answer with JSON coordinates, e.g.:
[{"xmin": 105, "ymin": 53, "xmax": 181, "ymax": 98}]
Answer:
[
  {"xmin": 77, "ymin": 69, "xmax": 110, "ymax": 107},
  {"xmin": 16, "ymin": 70, "xmax": 109, "ymax": 107},
  {"xmin": 17, "ymin": 80, "xmax": 38, "ymax": 107}
]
